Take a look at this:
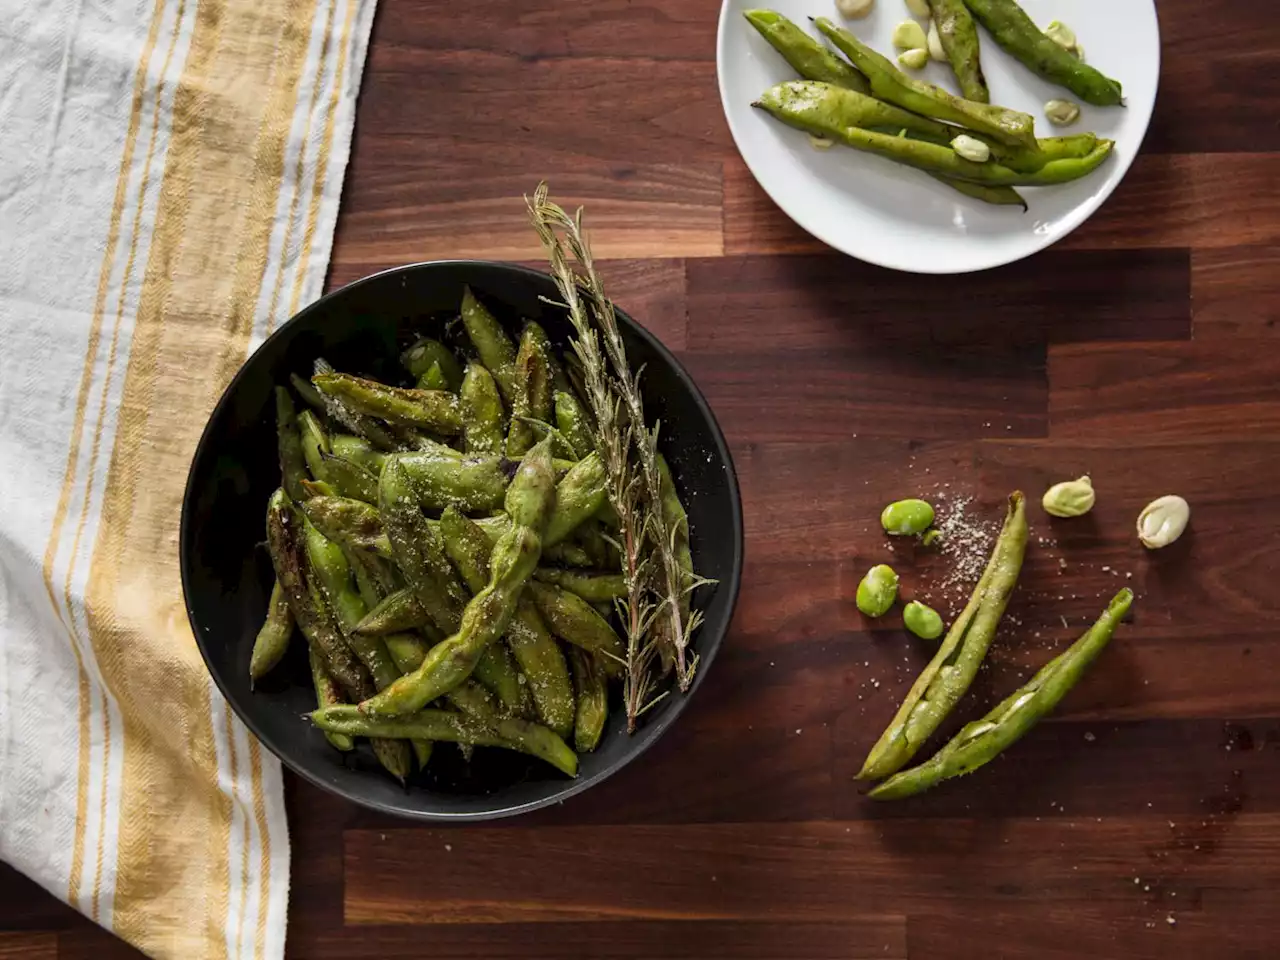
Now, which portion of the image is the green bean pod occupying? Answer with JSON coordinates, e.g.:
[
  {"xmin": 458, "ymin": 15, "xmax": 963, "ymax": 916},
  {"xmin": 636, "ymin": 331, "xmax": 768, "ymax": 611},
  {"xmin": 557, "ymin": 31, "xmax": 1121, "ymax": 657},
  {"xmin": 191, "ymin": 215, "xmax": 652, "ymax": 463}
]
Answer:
[
  {"xmin": 654, "ymin": 453, "xmax": 696, "ymax": 672},
  {"xmin": 527, "ymin": 580, "xmax": 624, "ymax": 665},
  {"xmin": 445, "ymin": 678, "xmax": 508, "ymax": 722},
  {"xmin": 299, "ymin": 479, "xmax": 336, "ymax": 499},
  {"xmin": 304, "ymin": 521, "xmax": 424, "ymax": 774},
  {"xmin": 304, "ymin": 523, "xmax": 400, "ymax": 690},
  {"xmin": 459, "ymin": 362, "xmax": 507, "ymax": 456},
  {"xmin": 378, "ymin": 463, "xmax": 529, "ymax": 714},
  {"xmin": 859, "ymin": 491, "xmax": 1028, "ymax": 781},
  {"xmin": 312, "ymin": 372, "xmax": 463, "ymax": 435},
  {"xmin": 350, "ymin": 556, "xmax": 384, "ymax": 610},
  {"xmin": 369, "ymin": 733, "xmax": 414, "ymax": 784},
  {"xmin": 750, "ymin": 81, "xmax": 1025, "ymax": 204},
  {"xmin": 533, "ymin": 568, "xmax": 626, "ymax": 604},
  {"xmin": 348, "ymin": 548, "xmax": 402, "ymax": 603},
  {"xmin": 379, "ymin": 459, "xmax": 472, "ymax": 636},
  {"xmin": 568, "ymin": 518, "xmax": 610, "ymax": 569},
  {"xmin": 289, "ymin": 372, "xmax": 328, "ymax": 415},
  {"xmin": 354, "ymin": 586, "xmax": 430, "ymax": 636},
  {"xmin": 308, "ymin": 650, "xmax": 354, "ymax": 751},
  {"xmin": 266, "ymin": 489, "xmax": 373, "ymax": 701},
  {"xmin": 961, "ymin": 0, "xmax": 1123, "ymax": 106},
  {"xmin": 471, "ymin": 641, "xmax": 533, "ymax": 718},
  {"xmin": 460, "ymin": 286, "xmax": 518, "ymax": 403},
  {"xmin": 925, "ymin": 174, "xmax": 1023, "ymax": 207},
  {"xmin": 359, "ymin": 439, "xmax": 558, "ymax": 716},
  {"xmin": 250, "ymin": 579, "xmax": 294, "ymax": 681},
  {"xmin": 756, "ymin": 84, "xmax": 1113, "ymax": 186},
  {"xmin": 416, "ymin": 362, "xmax": 449, "ymax": 392},
  {"xmin": 929, "ymin": 0, "xmax": 989, "ymax": 103},
  {"xmin": 554, "ymin": 390, "xmax": 595, "ymax": 459},
  {"xmin": 440, "ymin": 506, "xmax": 575, "ymax": 737},
  {"xmin": 382, "ymin": 632, "xmax": 430, "ymax": 674},
  {"xmin": 476, "ymin": 452, "xmax": 606, "ymax": 549},
  {"xmin": 744, "ymin": 9, "xmax": 870, "ymax": 94},
  {"xmin": 297, "ymin": 409, "xmax": 331, "ymax": 483},
  {"xmin": 526, "ymin": 321, "xmax": 571, "ymax": 393},
  {"xmin": 506, "ymin": 325, "xmax": 554, "ymax": 458},
  {"xmin": 329, "ymin": 434, "xmax": 387, "ymax": 474},
  {"xmin": 542, "ymin": 541, "xmax": 595, "ymax": 568},
  {"xmin": 298, "ymin": 495, "xmax": 393, "ymax": 559},
  {"xmin": 378, "ymin": 630, "xmax": 436, "ymax": 768},
  {"xmin": 569, "ymin": 647, "xmax": 609, "ymax": 753},
  {"xmin": 275, "ymin": 387, "xmax": 309, "ymax": 503},
  {"xmin": 311, "ymin": 705, "xmax": 578, "ymax": 777},
  {"xmin": 871, "ymin": 589, "xmax": 1133, "ymax": 799},
  {"xmin": 394, "ymin": 451, "xmax": 510, "ymax": 514},
  {"xmin": 319, "ymin": 454, "xmax": 378, "ymax": 504},
  {"xmin": 813, "ymin": 17, "xmax": 1037, "ymax": 148},
  {"xmin": 545, "ymin": 452, "xmax": 607, "ymax": 546},
  {"xmin": 401, "ymin": 336, "xmax": 464, "ymax": 391},
  {"xmin": 311, "ymin": 360, "xmax": 406, "ymax": 452},
  {"xmin": 742, "ymin": 33, "xmax": 1019, "ymax": 205}
]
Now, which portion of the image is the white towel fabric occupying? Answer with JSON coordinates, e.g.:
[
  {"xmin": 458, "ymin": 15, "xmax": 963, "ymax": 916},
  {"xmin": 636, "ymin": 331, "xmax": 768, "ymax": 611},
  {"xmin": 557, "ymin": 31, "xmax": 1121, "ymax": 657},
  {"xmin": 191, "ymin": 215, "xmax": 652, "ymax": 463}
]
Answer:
[{"xmin": 0, "ymin": 0, "xmax": 376, "ymax": 955}]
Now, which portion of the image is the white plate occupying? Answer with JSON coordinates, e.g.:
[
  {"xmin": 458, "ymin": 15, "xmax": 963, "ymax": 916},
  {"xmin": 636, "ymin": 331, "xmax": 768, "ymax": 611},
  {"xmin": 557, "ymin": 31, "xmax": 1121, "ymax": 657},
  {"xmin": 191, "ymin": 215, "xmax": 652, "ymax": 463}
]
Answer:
[{"xmin": 716, "ymin": 0, "xmax": 1160, "ymax": 273}]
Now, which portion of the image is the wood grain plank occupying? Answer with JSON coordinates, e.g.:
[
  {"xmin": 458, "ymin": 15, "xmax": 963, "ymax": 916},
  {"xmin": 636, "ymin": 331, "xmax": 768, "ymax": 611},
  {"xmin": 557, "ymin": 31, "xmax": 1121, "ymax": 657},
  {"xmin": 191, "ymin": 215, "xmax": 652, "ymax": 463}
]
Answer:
[
  {"xmin": 907, "ymin": 903, "xmax": 1278, "ymax": 960},
  {"xmin": 0, "ymin": 933, "xmax": 55, "ymax": 960},
  {"xmin": 725, "ymin": 559, "xmax": 1279, "ymax": 722},
  {"xmin": 0, "ymin": 864, "xmax": 80, "ymax": 931},
  {"xmin": 1048, "ymin": 340, "xmax": 1280, "ymax": 438},
  {"xmin": 329, "ymin": 152, "xmax": 722, "ymax": 268},
  {"xmin": 721, "ymin": 158, "xmax": 827, "ymax": 258},
  {"xmin": 55, "ymin": 928, "xmax": 148, "ymax": 960},
  {"xmin": 363, "ymin": 0, "xmax": 718, "ymax": 63},
  {"xmin": 344, "ymin": 816, "xmax": 1280, "ymax": 923},
  {"xmin": 685, "ymin": 250, "xmax": 1190, "ymax": 352},
  {"xmin": 1191, "ymin": 247, "xmax": 1280, "ymax": 337},
  {"xmin": 589, "ymin": 258, "xmax": 689, "ymax": 352},
  {"xmin": 327, "ymin": 0, "xmax": 730, "ymax": 266},
  {"xmin": 1061, "ymin": 154, "xmax": 1280, "ymax": 250},
  {"xmin": 287, "ymin": 919, "xmax": 907, "ymax": 959},
  {"xmin": 358, "ymin": 7, "xmax": 726, "ymax": 166},
  {"xmin": 1146, "ymin": 0, "xmax": 1280, "ymax": 155},
  {"xmin": 684, "ymin": 347, "xmax": 1045, "ymax": 443},
  {"xmin": 509, "ymin": 257, "xmax": 691, "ymax": 352},
  {"xmin": 837, "ymin": 716, "xmax": 1278, "ymax": 822},
  {"xmin": 735, "ymin": 436, "xmax": 1280, "ymax": 619}
]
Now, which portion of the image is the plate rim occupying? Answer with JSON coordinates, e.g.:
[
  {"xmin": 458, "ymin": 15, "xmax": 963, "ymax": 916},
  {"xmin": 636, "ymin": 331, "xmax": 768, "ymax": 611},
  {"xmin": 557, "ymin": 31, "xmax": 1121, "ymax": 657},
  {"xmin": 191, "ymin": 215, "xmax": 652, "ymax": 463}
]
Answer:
[{"xmin": 715, "ymin": 0, "xmax": 1162, "ymax": 274}]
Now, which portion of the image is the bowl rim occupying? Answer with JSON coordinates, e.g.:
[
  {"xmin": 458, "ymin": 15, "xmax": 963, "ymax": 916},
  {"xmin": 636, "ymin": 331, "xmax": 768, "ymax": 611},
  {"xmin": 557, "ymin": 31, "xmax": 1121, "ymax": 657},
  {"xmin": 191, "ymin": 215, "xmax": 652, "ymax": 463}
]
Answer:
[{"xmin": 180, "ymin": 258, "xmax": 744, "ymax": 821}]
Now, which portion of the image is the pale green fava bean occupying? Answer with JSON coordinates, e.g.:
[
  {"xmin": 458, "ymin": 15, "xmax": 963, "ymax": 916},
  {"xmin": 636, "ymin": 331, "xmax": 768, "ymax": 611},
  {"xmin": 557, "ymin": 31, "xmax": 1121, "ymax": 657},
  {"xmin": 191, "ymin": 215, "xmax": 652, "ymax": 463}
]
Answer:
[
  {"xmin": 1042, "ymin": 476, "xmax": 1095, "ymax": 518},
  {"xmin": 880, "ymin": 498, "xmax": 935, "ymax": 536},
  {"xmin": 903, "ymin": 601, "xmax": 945, "ymax": 640},
  {"xmin": 857, "ymin": 564, "xmax": 899, "ymax": 617}
]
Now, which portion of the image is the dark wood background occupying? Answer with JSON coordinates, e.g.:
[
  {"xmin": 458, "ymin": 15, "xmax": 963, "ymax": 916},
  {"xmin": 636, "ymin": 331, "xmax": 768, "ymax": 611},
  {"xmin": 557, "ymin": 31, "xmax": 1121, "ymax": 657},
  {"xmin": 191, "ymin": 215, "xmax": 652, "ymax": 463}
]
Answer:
[{"xmin": 5, "ymin": 1, "xmax": 1280, "ymax": 957}]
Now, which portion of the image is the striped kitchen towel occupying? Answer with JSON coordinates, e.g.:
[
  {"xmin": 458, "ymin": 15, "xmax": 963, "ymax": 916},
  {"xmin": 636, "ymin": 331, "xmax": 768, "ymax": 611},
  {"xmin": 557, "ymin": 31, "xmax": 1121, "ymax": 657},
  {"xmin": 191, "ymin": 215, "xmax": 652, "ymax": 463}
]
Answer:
[{"xmin": 0, "ymin": 0, "xmax": 377, "ymax": 956}]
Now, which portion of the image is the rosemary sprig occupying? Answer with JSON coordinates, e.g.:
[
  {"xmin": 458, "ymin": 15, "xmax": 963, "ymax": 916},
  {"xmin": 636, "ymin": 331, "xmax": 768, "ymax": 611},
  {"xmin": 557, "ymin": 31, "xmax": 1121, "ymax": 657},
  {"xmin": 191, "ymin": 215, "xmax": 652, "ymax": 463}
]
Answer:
[
  {"xmin": 527, "ymin": 184, "xmax": 663, "ymax": 730},
  {"xmin": 526, "ymin": 182, "xmax": 707, "ymax": 702},
  {"xmin": 548, "ymin": 208, "xmax": 704, "ymax": 692}
]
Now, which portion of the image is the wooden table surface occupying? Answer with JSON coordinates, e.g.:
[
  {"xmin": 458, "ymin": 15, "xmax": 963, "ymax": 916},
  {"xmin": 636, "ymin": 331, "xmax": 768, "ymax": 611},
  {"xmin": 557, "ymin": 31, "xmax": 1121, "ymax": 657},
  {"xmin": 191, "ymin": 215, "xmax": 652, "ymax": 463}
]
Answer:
[{"xmin": 5, "ymin": 1, "xmax": 1280, "ymax": 957}]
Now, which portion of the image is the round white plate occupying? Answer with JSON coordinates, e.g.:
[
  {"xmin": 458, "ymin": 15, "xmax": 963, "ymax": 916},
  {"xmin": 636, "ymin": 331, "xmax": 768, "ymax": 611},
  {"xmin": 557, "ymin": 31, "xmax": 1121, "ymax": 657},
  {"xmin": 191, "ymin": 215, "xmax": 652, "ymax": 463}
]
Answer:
[{"xmin": 716, "ymin": 0, "xmax": 1160, "ymax": 273}]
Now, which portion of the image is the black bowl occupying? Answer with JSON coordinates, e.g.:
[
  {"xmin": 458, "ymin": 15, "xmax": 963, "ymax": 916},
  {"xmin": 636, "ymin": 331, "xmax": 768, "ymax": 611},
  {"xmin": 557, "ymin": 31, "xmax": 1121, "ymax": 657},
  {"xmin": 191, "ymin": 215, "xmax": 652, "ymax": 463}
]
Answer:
[{"xmin": 180, "ymin": 260, "xmax": 743, "ymax": 820}]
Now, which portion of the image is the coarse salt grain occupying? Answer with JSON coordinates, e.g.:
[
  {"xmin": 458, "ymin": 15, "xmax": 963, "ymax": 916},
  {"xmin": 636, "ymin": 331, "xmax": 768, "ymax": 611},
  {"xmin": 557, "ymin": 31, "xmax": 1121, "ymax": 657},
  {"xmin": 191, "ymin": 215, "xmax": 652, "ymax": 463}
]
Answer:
[{"xmin": 927, "ymin": 491, "xmax": 997, "ymax": 607}]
